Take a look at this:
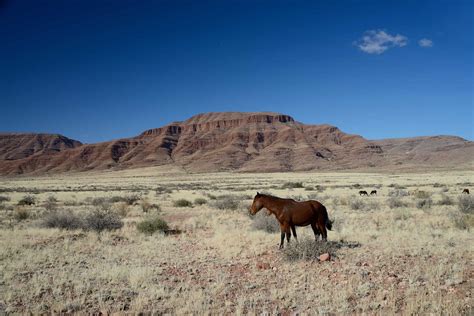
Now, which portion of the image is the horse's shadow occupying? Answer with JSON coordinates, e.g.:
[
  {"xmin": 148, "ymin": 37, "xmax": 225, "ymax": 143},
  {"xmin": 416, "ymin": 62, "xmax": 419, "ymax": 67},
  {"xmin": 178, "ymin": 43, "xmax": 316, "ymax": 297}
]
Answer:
[{"xmin": 282, "ymin": 238, "xmax": 361, "ymax": 261}]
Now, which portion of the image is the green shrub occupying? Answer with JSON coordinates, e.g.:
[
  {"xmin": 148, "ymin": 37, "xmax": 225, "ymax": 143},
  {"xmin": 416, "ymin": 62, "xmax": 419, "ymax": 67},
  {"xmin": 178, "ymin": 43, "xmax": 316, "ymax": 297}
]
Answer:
[
  {"xmin": 0, "ymin": 196, "xmax": 10, "ymax": 203},
  {"xmin": 18, "ymin": 195, "xmax": 36, "ymax": 206},
  {"xmin": 173, "ymin": 199, "xmax": 193, "ymax": 208},
  {"xmin": 251, "ymin": 211, "xmax": 280, "ymax": 233},
  {"xmin": 194, "ymin": 198, "xmax": 207, "ymax": 206},
  {"xmin": 136, "ymin": 215, "xmax": 169, "ymax": 235},
  {"xmin": 123, "ymin": 194, "xmax": 141, "ymax": 205},
  {"xmin": 282, "ymin": 182, "xmax": 304, "ymax": 189},
  {"xmin": 83, "ymin": 208, "xmax": 123, "ymax": 233},
  {"xmin": 41, "ymin": 210, "xmax": 83, "ymax": 230}
]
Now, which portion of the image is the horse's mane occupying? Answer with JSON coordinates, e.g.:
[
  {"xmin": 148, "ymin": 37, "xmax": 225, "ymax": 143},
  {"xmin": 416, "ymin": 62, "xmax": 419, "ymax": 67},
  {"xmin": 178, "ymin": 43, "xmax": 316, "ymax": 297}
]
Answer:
[{"xmin": 259, "ymin": 193, "xmax": 284, "ymax": 200}]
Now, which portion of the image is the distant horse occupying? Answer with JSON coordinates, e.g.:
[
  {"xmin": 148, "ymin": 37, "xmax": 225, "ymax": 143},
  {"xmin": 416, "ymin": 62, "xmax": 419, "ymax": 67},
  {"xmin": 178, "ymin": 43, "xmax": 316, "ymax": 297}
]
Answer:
[
  {"xmin": 462, "ymin": 189, "xmax": 470, "ymax": 194},
  {"xmin": 370, "ymin": 190, "xmax": 377, "ymax": 196},
  {"xmin": 249, "ymin": 192, "xmax": 332, "ymax": 249},
  {"xmin": 359, "ymin": 190, "xmax": 368, "ymax": 196}
]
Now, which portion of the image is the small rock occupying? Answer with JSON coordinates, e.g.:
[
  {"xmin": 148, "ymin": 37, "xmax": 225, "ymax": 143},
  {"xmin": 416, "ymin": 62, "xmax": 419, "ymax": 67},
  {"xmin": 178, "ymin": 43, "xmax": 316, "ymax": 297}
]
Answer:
[{"xmin": 319, "ymin": 253, "xmax": 331, "ymax": 262}]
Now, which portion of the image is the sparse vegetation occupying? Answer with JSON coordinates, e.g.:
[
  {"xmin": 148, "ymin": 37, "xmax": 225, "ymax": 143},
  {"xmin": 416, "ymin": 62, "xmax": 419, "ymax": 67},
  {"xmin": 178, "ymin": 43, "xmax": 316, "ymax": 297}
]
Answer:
[
  {"xmin": 251, "ymin": 211, "xmax": 280, "ymax": 233},
  {"xmin": 194, "ymin": 198, "xmax": 207, "ymax": 205},
  {"xmin": 0, "ymin": 195, "xmax": 10, "ymax": 203},
  {"xmin": 82, "ymin": 208, "xmax": 123, "ymax": 233},
  {"xmin": 173, "ymin": 199, "xmax": 193, "ymax": 208},
  {"xmin": 136, "ymin": 214, "xmax": 169, "ymax": 235},
  {"xmin": 281, "ymin": 182, "xmax": 304, "ymax": 189},
  {"xmin": 388, "ymin": 189, "xmax": 409, "ymax": 197},
  {"xmin": 414, "ymin": 190, "xmax": 431, "ymax": 199},
  {"xmin": 140, "ymin": 198, "xmax": 160, "ymax": 213},
  {"xmin": 283, "ymin": 238, "xmax": 359, "ymax": 261},
  {"xmin": 0, "ymin": 170, "xmax": 472, "ymax": 314},
  {"xmin": 13, "ymin": 207, "xmax": 29, "ymax": 221},
  {"xmin": 438, "ymin": 194, "xmax": 454, "ymax": 206},
  {"xmin": 458, "ymin": 195, "xmax": 474, "ymax": 214},
  {"xmin": 387, "ymin": 196, "xmax": 409, "ymax": 208},
  {"xmin": 416, "ymin": 197, "xmax": 433, "ymax": 209},
  {"xmin": 41, "ymin": 210, "xmax": 83, "ymax": 230},
  {"xmin": 349, "ymin": 198, "xmax": 366, "ymax": 210},
  {"xmin": 18, "ymin": 195, "xmax": 36, "ymax": 206},
  {"xmin": 44, "ymin": 195, "xmax": 58, "ymax": 211},
  {"xmin": 211, "ymin": 195, "xmax": 240, "ymax": 210}
]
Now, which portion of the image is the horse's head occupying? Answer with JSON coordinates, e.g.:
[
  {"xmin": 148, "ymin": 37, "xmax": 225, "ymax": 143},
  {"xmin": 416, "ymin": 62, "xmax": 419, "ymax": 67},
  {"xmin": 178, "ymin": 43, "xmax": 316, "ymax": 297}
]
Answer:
[{"xmin": 249, "ymin": 192, "xmax": 265, "ymax": 215}]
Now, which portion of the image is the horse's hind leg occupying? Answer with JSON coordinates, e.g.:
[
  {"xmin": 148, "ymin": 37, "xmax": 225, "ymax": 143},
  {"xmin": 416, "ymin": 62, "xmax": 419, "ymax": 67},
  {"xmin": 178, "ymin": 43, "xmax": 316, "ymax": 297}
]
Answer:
[
  {"xmin": 279, "ymin": 231, "xmax": 285, "ymax": 249},
  {"xmin": 291, "ymin": 225, "xmax": 298, "ymax": 242},
  {"xmin": 319, "ymin": 225, "xmax": 328, "ymax": 241},
  {"xmin": 311, "ymin": 223, "xmax": 321, "ymax": 242}
]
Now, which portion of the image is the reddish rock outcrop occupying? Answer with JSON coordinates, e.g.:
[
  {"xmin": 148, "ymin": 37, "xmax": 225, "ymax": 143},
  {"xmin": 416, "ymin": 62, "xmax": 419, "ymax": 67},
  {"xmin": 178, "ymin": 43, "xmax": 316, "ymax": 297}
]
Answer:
[{"xmin": 0, "ymin": 112, "xmax": 472, "ymax": 175}]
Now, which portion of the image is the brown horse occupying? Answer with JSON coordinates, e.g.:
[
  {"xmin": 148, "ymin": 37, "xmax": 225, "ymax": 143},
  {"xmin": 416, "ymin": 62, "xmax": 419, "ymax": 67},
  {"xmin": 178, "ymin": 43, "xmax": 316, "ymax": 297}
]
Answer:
[
  {"xmin": 462, "ymin": 189, "xmax": 470, "ymax": 194},
  {"xmin": 249, "ymin": 192, "xmax": 332, "ymax": 249},
  {"xmin": 359, "ymin": 190, "xmax": 368, "ymax": 196},
  {"xmin": 370, "ymin": 190, "xmax": 377, "ymax": 196}
]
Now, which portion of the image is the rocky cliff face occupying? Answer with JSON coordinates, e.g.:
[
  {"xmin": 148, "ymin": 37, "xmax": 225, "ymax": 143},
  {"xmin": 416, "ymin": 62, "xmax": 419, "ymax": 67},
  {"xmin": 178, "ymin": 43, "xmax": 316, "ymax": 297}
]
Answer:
[{"xmin": 0, "ymin": 112, "xmax": 472, "ymax": 175}]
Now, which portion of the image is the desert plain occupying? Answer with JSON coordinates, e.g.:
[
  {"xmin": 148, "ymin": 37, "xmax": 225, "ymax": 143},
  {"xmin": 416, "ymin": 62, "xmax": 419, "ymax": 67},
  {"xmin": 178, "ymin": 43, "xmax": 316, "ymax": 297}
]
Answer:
[{"xmin": 0, "ymin": 166, "xmax": 472, "ymax": 314}]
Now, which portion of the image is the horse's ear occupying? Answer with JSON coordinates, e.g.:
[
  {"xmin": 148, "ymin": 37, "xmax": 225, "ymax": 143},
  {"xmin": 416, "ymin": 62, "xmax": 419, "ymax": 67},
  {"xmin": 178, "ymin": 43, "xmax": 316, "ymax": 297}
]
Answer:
[{"xmin": 256, "ymin": 191, "xmax": 260, "ymax": 196}]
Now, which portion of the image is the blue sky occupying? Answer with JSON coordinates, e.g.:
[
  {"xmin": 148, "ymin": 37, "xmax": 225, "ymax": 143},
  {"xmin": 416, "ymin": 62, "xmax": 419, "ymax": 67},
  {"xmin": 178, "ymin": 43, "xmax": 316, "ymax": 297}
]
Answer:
[{"xmin": 1, "ymin": 0, "xmax": 472, "ymax": 143}]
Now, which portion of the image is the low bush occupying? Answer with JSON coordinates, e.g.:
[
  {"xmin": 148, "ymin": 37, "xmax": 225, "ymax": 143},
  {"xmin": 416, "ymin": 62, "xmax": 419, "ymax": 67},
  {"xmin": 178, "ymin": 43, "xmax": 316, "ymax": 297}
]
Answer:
[
  {"xmin": 414, "ymin": 191, "xmax": 432, "ymax": 199},
  {"xmin": 41, "ymin": 210, "xmax": 83, "ymax": 230},
  {"xmin": 44, "ymin": 195, "xmax": 58, "ymax": 211},
  {"xmin": 388, "ymin": 189, "xmax": 409, "ymax": 197},
  {"xmin": 281, "ymin": 182, "xmax": 304, "ymax": 189},
  {"xmin": 416, "ymin": 198, "xmax": 433, "ymax": 209},
  {"xmin": 173, "ymin": 199, "xmax": 193, "ymax": 208},
  {"xmin": 450, "ymin": 212, "xmax": 474, "ymax": 230},
  {"xmin": 0, "ymin": 196, "xmax": 10, "ymax": 203},
  {"xmin": 387, "ymin": 196, "xmax": 408, "ymax": 208},
  {"xmin": 194, "ymin": 198, "xmax": 207, "ymax": 206},
  {"xmin": 251, "ymin": 211, "xmax": 280, "ymax": 233},
  {"xmin": 211, "ymin": 195, "xmax": 240, "ymax": 210},
  {"xmin": 83, "ymin": 209, "xmax": 123, "ymax": 233},
  {"xmin": 13, "ymin": 207, "xmax": 29, "ymax": 221},
  {"xmin": 140, "ymin": 198, "xmax": 160, "ymax": 213},
  {"xmin": 458, "ymin": 195, "xmax": 474, "ymax": 214},
  {"xmin": 114, "ymin": 202, "xmax": 130, "ymax": 217},
  {"xmin": 438, "ymin": 194, "xmax": 454, "ymax": 206},
  {"xmin": 136, "ymin": 215, "xmax": 169, "ymax": 235},
  {"xmin": 349, "ymin": 198, "xmax": 366, "ymax": 211},
  {"xmin": 18, "ymin": 195, "xmax": 36, "ymax": 206}
]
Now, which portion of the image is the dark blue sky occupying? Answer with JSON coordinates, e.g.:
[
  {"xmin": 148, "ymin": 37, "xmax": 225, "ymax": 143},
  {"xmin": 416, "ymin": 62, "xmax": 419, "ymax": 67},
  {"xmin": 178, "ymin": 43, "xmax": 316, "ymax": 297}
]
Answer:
[{"xmin": 1, "ymin": 0, "xmax": 472, "ymax": 143}]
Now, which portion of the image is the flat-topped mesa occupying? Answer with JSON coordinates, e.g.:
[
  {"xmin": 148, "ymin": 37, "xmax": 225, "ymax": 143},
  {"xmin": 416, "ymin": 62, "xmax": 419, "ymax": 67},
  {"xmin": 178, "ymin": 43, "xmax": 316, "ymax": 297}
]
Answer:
[{"xmin": 140, "ymin": 112, "xmax": 296, "ymax": 136}]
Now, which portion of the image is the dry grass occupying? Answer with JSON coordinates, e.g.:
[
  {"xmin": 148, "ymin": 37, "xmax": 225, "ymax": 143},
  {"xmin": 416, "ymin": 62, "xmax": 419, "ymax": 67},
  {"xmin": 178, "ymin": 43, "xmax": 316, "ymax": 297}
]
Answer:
[{"xmin": 0, "ymin": 167, "xmax": 472, "ymax": 314}]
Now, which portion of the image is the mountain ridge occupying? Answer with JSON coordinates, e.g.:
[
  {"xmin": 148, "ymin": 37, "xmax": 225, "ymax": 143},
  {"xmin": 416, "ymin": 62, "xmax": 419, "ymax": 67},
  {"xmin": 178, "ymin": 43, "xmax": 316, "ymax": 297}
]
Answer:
[{"xmin": 0, "ymin": 112, "xmax": 472, "ymax": 175}]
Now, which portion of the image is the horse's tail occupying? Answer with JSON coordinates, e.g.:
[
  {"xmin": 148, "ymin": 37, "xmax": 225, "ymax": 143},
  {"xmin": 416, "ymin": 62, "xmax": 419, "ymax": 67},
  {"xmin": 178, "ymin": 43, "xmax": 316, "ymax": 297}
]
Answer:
[
  {"xmin": 323, "ymin": 205, "xmax": 333, "ymax": 231},
  {"xmin": 311, "ymin": 201, "xmax": 332, "ymax": 231}
]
